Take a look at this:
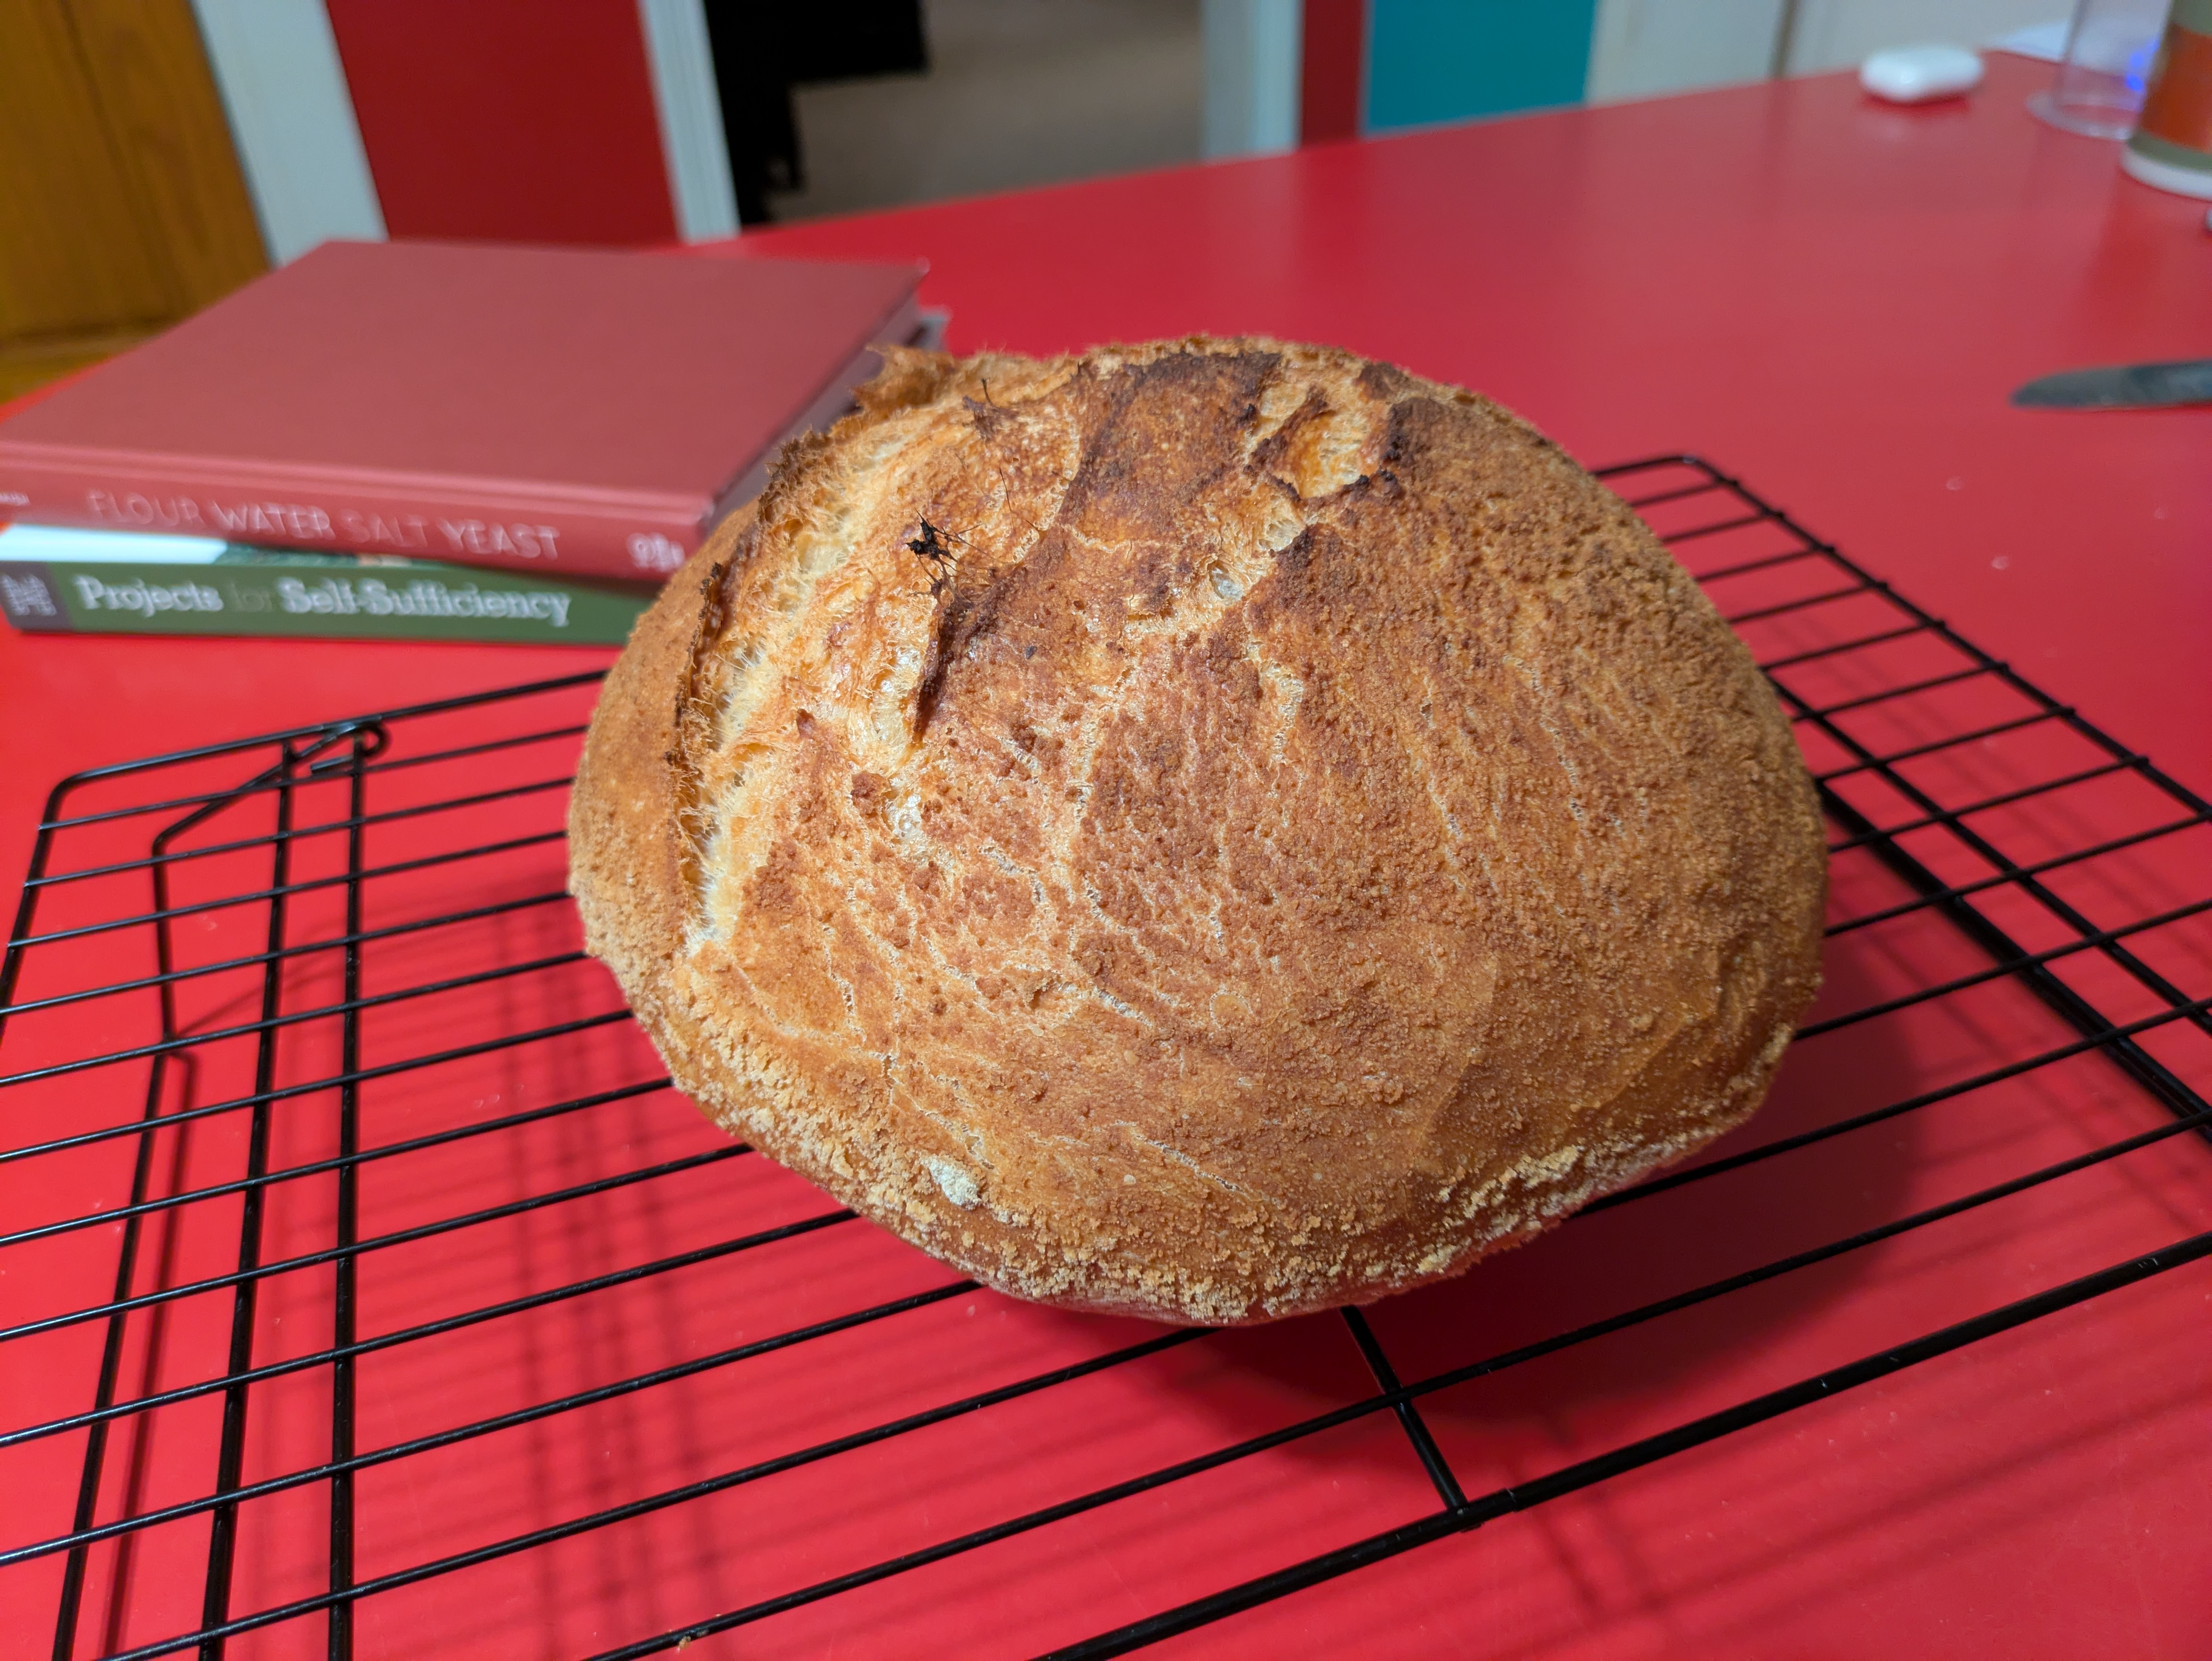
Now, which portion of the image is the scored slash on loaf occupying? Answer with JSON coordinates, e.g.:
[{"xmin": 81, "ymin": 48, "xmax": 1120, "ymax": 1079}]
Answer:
[{"xmin": 568, "ymin": 338, "xmax": 1826, "ymax": 1326}]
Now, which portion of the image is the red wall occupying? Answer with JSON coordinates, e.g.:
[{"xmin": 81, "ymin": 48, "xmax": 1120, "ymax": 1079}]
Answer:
[{"xmin": 1301, "ymin": 0, "xmax": 1367, "ymax": 143}]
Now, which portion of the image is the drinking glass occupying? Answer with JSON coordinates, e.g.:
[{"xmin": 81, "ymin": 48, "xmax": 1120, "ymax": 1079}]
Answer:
[{"xmin": 2027, "ymin": 0, "xmax": 2171, "ymax": 136}]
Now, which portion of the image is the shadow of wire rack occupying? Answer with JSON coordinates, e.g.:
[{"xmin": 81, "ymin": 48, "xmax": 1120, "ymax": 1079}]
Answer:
[{"xmin": 2, "ymin": 456, "xmax": 2210, "ymax": 1659}]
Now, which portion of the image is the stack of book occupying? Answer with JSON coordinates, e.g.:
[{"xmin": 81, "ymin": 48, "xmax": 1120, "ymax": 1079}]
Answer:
[{"xmin": 0, "ymin": 240, "xmax": 931, "ymax": 646}]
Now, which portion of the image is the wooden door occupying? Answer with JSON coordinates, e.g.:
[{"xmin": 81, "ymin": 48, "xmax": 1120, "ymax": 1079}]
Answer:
[{"xmin": 0, "ymin": 0, "xmax": 267, "ymax": 402}]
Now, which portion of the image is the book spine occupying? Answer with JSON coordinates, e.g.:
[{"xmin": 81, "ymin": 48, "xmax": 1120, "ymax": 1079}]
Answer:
[
  {"xmin": 0, "ymin": 558, "xmax": 650, "ymax": 646},
  {"xmin": 0, "ymin": 459, "xmax": 704, "ymax": 581}
]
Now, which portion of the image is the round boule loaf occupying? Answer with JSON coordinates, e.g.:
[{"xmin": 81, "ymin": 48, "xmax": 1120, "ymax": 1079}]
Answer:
[{"xmin": 567, "ymin": 337, "xmax": 1825, "ymax": 1326}]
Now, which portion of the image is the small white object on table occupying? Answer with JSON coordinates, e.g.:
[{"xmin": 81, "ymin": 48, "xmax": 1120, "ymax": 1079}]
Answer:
[{"xmin": 1861, "ymin": 44, "xmax": 1986, "ymax": 103}]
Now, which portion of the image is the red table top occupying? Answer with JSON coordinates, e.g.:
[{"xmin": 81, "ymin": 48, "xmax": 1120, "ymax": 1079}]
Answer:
[{"xmin": 4, "ymin": 55, "xmax": 2210, "ymax": 1658}]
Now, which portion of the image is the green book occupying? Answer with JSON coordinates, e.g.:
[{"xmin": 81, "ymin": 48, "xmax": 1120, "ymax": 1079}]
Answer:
[{"xmin": 0, "ymin": 522, "xmax": 656, "ymax": 645}]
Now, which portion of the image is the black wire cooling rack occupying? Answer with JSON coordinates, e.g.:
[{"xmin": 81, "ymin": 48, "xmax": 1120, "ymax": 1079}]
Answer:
[{"xmin": 3, "ymin": 456, "xmax": 2210, "ymax": 1659}]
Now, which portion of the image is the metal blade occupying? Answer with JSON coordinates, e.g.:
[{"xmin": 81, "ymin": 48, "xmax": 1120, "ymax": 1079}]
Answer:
[{"xmin": 2011, "ymin": 358, "xmax": 2212, "ymax": 410}]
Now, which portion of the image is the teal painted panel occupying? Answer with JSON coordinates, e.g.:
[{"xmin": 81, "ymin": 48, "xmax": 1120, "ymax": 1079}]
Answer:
[{"xmin": 1365, "ymin": 0, "xmax": 1601, "ymax": 132}]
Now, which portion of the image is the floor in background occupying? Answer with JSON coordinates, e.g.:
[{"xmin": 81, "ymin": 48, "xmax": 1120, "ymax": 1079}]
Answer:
[
  {"xmin": 0, "ymin": 330, "xmax": 151, "ymax": 406},
  {"xmin": 768, "ymin": 0, "xmax": 1201, "ymax": 224}
]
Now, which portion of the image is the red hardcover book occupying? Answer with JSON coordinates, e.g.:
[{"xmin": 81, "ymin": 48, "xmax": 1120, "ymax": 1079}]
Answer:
[{"xmin": 0, "ymin": 241, "xmax": 924, "ymax": 580}]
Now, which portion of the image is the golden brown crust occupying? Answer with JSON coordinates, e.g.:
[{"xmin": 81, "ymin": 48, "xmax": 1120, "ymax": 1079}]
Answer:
[{"xmin": 569, "ymin": 338, "xmax": 1825, "ymax": 1325}]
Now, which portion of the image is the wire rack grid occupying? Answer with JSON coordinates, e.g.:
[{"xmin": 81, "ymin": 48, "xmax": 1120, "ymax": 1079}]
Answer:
[{"xmin": 2, "ymin": 456, "xmax": 2210, "ymax": 1659}]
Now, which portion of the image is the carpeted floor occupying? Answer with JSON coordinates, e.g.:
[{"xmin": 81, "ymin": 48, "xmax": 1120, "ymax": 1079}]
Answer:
[{"xmin": 768, "ymin": 0, "xmax": 1203, "ymax": 223}]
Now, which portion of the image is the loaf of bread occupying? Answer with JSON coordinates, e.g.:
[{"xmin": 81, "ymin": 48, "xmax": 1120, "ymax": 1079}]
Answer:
[{"xmin": 568, "ymin": 338, "xmax": 1825, "ymax": 1325}]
